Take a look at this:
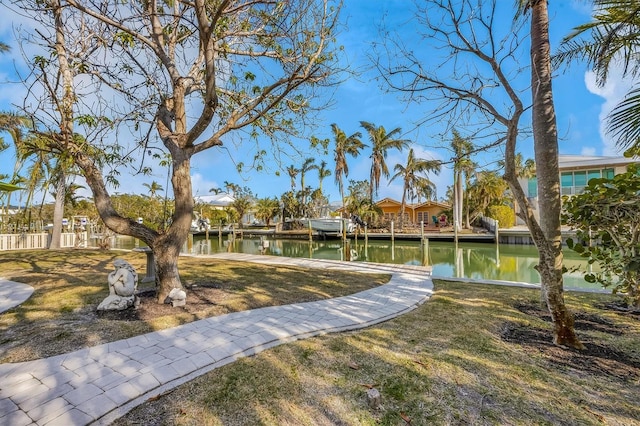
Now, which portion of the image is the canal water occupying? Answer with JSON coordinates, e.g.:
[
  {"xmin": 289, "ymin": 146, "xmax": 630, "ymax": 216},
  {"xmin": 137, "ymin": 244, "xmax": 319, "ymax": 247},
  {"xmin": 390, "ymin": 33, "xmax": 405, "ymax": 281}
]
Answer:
[{"xmin": 114, "ymin": 235, "xmax": 603, "ymax": 291}]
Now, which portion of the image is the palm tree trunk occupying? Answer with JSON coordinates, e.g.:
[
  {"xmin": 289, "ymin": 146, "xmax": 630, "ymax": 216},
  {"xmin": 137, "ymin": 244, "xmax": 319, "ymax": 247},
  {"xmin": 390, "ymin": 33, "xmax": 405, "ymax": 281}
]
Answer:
[
  {"xmin": 530, "ymin": 0, "xmax": 582, "ymax": 348},
  {"xmin": 49, "ymin": 174, "xmax": 66, "ymax": 249}
]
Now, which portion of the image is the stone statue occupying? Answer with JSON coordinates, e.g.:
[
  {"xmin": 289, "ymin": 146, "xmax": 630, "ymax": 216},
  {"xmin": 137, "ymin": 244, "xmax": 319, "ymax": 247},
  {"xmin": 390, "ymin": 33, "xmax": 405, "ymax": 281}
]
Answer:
[{"xmin": 97, "ymin": 258, "xmax": 139, "ymax": 311}]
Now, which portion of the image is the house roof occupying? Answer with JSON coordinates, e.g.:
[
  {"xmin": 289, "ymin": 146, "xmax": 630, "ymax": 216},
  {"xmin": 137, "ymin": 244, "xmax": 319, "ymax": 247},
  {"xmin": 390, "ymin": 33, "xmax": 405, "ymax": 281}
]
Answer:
[
  {"xmin": 558, "ymin": 155, "xmax": 637, "ymax": 171},
  {"xmin": 194, "ymin": 193, "xmax": 235, "ymax": 207},
  {"xmin": 375, "ymin": 198, "xmax": 450, "ymax": 210}
]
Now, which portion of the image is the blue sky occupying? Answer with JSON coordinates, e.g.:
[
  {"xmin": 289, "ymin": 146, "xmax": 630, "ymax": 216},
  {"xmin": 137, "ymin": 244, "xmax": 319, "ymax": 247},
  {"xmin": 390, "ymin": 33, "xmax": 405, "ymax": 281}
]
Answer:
[{"xmin": 0, "ymin": 1, "xmax": 632, "ymax": 206}]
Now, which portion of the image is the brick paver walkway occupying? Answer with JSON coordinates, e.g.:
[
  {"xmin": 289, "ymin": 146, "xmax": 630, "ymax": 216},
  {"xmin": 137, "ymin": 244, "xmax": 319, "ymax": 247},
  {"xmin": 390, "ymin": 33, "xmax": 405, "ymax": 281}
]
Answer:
[{"xmin": 0, "ymin": 254, "xmax": 433, "ymax": 425}]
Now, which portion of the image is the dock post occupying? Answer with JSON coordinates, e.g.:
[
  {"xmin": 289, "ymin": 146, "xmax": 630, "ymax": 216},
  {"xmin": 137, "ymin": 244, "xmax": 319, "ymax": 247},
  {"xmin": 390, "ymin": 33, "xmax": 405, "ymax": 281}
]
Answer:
[
  {"xmin": 308, "ymin": 220, "xmax": 313, "ymax": 241},
  {"xmin": 218, "ymin": 221, "xmax": 222, "ymax": 239},
  {"xmin": 422, "ymin": 237, "xmax": 429, "ymax": 266},
  {"xmin": 495, "ymin": 220, "xmax": 499, "ymax": 246},
  {"xmin": 391, "ymin": 220, "xmax": 395, "ymax": 242},
  {"xmin": 420, "ymin": 221, "xmax": 424, "ymax": 240}
]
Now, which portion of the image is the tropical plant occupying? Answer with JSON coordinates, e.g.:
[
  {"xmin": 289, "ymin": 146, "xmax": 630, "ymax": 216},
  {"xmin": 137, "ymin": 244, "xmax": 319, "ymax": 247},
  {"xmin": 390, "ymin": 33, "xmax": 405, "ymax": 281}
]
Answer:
[
  {"xmin": 254, "ymin": 197, "xmax": 280, "ymax": 227},
  {"xmin": 467, "ymin": 171, "xmax": 509, "ymax": 222},
  {"xmin": 360, "ymin": 121, "xmax": 410, "ymax": 201},
  {"xmin": 374, "ymin": 0, "xmax": 581, "ymax": 347},
  {"xmin": 450, "ymin": 130, "xmax": 476, "ymax": 230},
  {"xmin": 286, "ymin": 165, "xmax": 299, "ymax": 192},
  {"xmin": 316, "ymin": 160, "xmax": 332, "ymax": 194},
  {"xmin": 563, "ymin": 162, "xmax": 640, "ymax": 307},
  {"xmin": 389, "ymin": 148, "xmax": 441, "ymax": 228},
  {"xmin": 299, "ymin": 158, "xmax": 317, "ymax": 192},
  {"xmin": 230, "ymin": 186, "xmax": 255, "ymax": 229},
  {"xmin": 143, "ymin": 181, "xmax": 164, "ymax": 199},
  {"xmin": 556, "ymin": 0, "xmax": 640, "ymax": 150},
  {"xmin": 344, "ymin": 179, "xmax": 381, "ymax": 226},
  {"xmin": 332, "ymin": 123, "xmax": 365, "ymax": 214}
]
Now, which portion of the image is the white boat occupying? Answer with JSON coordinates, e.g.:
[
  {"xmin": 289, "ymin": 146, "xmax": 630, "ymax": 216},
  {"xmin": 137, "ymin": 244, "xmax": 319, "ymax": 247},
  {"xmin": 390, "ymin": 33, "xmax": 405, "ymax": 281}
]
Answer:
[{"xmin": 300, "ymin": 218, "xmax": 356, "ymax": 233}]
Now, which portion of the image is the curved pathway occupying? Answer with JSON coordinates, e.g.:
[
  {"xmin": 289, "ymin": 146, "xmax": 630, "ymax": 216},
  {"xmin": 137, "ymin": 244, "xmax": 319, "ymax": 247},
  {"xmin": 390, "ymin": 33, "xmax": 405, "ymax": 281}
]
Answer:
[
  {"xmin": 0, "ymin": 254, "xmax": 433, "ymax": 426},
  {"xmin": 0, "ymin": 279, "xmax": 34, "ymax": 314}
]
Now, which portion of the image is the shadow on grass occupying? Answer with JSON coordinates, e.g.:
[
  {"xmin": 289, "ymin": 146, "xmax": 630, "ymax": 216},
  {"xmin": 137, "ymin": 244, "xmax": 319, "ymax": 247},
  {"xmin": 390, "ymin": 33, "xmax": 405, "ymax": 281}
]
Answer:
[{"xmin": 115, "ymin": 281, "xmax": 640, "ymax": 426}]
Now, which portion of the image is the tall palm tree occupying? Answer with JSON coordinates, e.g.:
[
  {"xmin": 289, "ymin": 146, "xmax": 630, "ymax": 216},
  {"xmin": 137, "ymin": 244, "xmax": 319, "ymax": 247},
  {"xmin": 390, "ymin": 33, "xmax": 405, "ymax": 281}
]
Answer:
[
  {"xmin": 557, "ymin": 0, "xmax": 640, "ymax": 151},
  {"xmin": 360, "ymin": 121, "xmax": 410, "ymax": 202},
  {"xmin": 286, "ymin": 165, "xmax": 299, "ymax": 191},
  {"xmin": 299, "ymin": 157, "xmax": 317, "ymax": 191},
  {"xmin": 209, "ymin": 187, "xmax": 222, "ymax": 195},
  {"xmin": 390, "ymin": 148, "xmax": 441, "ymax": 228},
  {"xmin": 450, "ymin": 130, "xmax": 475, "ymax": 230},
  {"xmin": 316, "ymin": 160, "xmax": 331, "ymax": 194},
  {"xmin": 517, "ymin": 0, "xmax": 582, "ymax": 348},
  {"xmin": 332, "ymin": 123, "xmax": 365, "ymax": 214}
]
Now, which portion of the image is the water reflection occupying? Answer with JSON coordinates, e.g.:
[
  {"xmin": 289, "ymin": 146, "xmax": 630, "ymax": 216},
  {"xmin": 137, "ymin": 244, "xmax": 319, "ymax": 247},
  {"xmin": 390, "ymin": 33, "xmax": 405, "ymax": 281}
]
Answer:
[{"xmin": 113, "ymin": 235, "xmax": 602, "ymax": 290}]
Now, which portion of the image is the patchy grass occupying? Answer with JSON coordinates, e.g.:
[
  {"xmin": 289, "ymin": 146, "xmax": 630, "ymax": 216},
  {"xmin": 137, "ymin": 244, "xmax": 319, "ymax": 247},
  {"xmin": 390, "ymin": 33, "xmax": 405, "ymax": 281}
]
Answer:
[
  {"xmin": 115, "ymin": 281, "xmax": 640, "ymax": 426},
  {"xmin": 0, "ymin": 249, "xmax": 389, "ymax": 362},
  {"xmin": 3, "ymin": 250, "xmax": 640, "ymax": 425}
]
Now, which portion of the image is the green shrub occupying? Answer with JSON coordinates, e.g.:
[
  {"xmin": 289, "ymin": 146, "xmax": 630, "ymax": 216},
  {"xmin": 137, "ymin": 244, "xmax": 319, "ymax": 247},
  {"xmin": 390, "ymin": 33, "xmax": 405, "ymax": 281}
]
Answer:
[{"xmin": 487, "ymin": 205, "xmax": 515, "ymax": 228}]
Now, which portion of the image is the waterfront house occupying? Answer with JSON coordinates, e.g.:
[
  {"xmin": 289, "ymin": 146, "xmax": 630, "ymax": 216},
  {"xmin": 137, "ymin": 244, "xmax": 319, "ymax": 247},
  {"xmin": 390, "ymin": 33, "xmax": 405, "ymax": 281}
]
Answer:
[
  {"xmin": 517, "ymin": 154, "xmax": 638, "ymax": 224},
  {"xmin": 375, "ymin": 198, "xmax": 450, "ymax": 227}
]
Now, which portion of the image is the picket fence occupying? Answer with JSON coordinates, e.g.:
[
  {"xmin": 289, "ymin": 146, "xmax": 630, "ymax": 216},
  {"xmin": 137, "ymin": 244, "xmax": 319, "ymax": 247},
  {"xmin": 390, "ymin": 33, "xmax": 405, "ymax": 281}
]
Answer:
[{"xmin": 0, "ymin": 232, "xmax": 87, "ymax": 251}]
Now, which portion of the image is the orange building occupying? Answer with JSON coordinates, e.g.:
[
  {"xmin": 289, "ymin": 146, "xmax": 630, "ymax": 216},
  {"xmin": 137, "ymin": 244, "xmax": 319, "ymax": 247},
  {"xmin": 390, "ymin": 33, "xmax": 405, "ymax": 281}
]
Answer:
[{"xmin": 375, "ymin": 198, "xmax": 450, "ymax": 227}]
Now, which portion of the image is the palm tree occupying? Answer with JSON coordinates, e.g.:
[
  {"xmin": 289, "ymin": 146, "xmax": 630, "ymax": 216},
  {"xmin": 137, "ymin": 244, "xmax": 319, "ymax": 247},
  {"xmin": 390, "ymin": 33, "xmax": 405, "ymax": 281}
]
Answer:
[
  {"xmin": 467, "ymin": 171, "xmax": 509, "ymax": 220},
  {"xmin": 557, "ymin": 0, "xmax": 640, "ymax": 150},
  {"xmin": 517, "ymin": 0, "xmax": 582, "ymax": 348},
  {"xmin": 360, "ymin": 121, "xmax": 410, "ymax": 202},
  {"xmin": 332, "ymin": 123, "xmax": 365, "ymax": 214},
  {"xmin": 316, "ymin": 160, "xmax": 331, "ymax": 194},
  {"xmin": 450, "ymin": 130, "xmax": 475, "ymax": 230},
  {"xmin": 390, "ymin": 148, "xmax": 441, "ymax": 228},
  {"xmin": 286, "ymin": 165, "xmax": 299, "ymax": 191},
  {"xmin": 299, "ymin": 158, "xmax": 317, "ymax": 191},
  {"xmin": 254, "ymin": 197, "xmax": 280, "ymax": 227},
  {"xmin": 143, "ymin": 181, "xmax": 164, "ymax": 199},
  {"xmin": 209, "ymin": 187, "xmax": 222, "ymax": 195}
]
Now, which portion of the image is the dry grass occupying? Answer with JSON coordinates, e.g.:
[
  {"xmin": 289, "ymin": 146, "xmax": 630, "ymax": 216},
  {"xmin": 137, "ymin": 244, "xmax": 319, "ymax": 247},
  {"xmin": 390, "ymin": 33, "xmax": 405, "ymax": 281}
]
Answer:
[
  {"xmin": 115, "ymin": 281, "xmax": 640, "ymax": 426},
  {"xmin": 2, "ymin": 250, "xmax": 640, "ymax": 425},
  {"xmin": 0, "ymin": 249, "xmax": 389, "ymax": 362}
]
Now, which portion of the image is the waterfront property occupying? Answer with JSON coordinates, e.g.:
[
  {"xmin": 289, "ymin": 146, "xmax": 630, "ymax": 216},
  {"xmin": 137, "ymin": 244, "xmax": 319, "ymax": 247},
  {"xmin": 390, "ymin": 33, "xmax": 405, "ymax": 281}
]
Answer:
[
  {"xmin": 374, "ymin": 198, "xmax": 450, "ymax": 227},
  {"xmin": 517, "ymin": 154, "xmax": 638, "ymax": 224}
]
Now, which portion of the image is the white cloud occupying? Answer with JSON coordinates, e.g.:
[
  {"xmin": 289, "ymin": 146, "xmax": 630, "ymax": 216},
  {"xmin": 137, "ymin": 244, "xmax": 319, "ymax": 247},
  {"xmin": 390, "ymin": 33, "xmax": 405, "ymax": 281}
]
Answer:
[
  {"xmin": 584, "ymin": 67, "xmax": 636, "ymax": 156},
  {"xmin": 580, "ymin": 146, "xmax": 596, "ymax": 156},
  {"xmin": 191, "ymin": 173, "xmax": 219, "ymax": 198}
]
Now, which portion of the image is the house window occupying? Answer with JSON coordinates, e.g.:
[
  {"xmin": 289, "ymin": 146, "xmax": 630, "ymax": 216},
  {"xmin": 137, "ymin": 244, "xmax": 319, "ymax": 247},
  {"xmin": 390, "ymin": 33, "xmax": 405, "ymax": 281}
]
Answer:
[
  {"xmin": 587, "ymin": 169, "xmax": 601, "ymax": 183},
  {"xmin": 561, "ymin": 173, "xmax": 574, "ymax": 195},
  {"xmin": 574, "ymin": 171, "xmax": 587, "ymax": 193},
  {"xmin": 527, "ymin": 178, "xmax": 537, "ymax": 198},
  {"xmin": 603, "ymin": 168, "xmax": 614, "ymax": 179}
]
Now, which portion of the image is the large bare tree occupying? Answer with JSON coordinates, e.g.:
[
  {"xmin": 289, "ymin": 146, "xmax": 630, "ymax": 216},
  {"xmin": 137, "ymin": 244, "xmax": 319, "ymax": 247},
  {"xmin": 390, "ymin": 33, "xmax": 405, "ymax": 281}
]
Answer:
[
  {"xmin": 15, "ymin": 0, "xmax": 344, "ymax": 303},
  {"xmin": 376, "ymin": 0, "xmax": 582, "ymax": 347}
]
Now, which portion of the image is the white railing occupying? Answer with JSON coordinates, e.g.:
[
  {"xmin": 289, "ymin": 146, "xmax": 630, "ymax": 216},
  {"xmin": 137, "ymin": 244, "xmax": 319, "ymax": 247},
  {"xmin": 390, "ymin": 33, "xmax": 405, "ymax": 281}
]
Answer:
[
  {"xmin": 479, "ymin": 216, "xmax": 498, "ymax": 233},
  {"xmin": 0, "ymin": 232, "xmax": 89, "ymax": 251}
]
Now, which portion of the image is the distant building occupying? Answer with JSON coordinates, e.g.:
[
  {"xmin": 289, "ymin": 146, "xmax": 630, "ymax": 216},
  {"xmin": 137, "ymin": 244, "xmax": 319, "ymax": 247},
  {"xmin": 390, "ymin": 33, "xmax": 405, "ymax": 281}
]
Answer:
[
  {"xmin": 194, "ymin": 193, "xmax": 235, "ymax": 209},
  {"xmin": 517, "ymin": 154, "xmax": 638, "ymax": 223},
  {"xmin": 375, "ymin": 198, "xmax": 450, "ymax": 226}
]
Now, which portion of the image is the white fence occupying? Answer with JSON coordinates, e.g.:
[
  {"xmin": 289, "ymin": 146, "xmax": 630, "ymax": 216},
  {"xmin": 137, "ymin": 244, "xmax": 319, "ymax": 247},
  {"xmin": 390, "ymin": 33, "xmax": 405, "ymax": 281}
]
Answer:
[
  {"xmin": 0, "ymin": 232, "xmax": 88, "ymax": 251},
  {"xmin": 479, "ymin": 216, "xmax": 499, "ymax": 233}
]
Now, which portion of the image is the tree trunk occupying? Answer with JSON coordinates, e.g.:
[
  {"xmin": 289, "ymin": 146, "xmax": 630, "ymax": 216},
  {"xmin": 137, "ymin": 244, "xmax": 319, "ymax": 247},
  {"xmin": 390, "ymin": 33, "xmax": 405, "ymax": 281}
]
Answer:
[
  {"xmin": 530, "ymin": 0, "xmax": 582, "ymax": 349},
  {"xmin": 49, "ymin": 174, "xmax": 66, "ymax": 249}
]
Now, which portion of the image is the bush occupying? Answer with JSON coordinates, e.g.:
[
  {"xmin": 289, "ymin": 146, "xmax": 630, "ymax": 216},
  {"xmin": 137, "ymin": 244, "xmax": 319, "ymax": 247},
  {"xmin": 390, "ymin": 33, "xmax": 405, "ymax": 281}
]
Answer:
[{"xmin": 487, "ymin": 205, "xmax": 515, "ymax": 228}]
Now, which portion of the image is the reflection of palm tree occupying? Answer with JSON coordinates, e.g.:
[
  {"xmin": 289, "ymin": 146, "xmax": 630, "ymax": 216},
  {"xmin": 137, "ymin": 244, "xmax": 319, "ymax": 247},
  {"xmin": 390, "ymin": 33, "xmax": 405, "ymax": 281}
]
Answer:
[
  {"xmin": 390, "ymin": 148, "xmax": 441, "ymax": 228},
  {"xmin": 360, "ymin": 121, "xmax": 410, "ymax": 201},
  {"xmin": 332, "ymin": 123, "xmax": 365, "ymax": 213}
]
